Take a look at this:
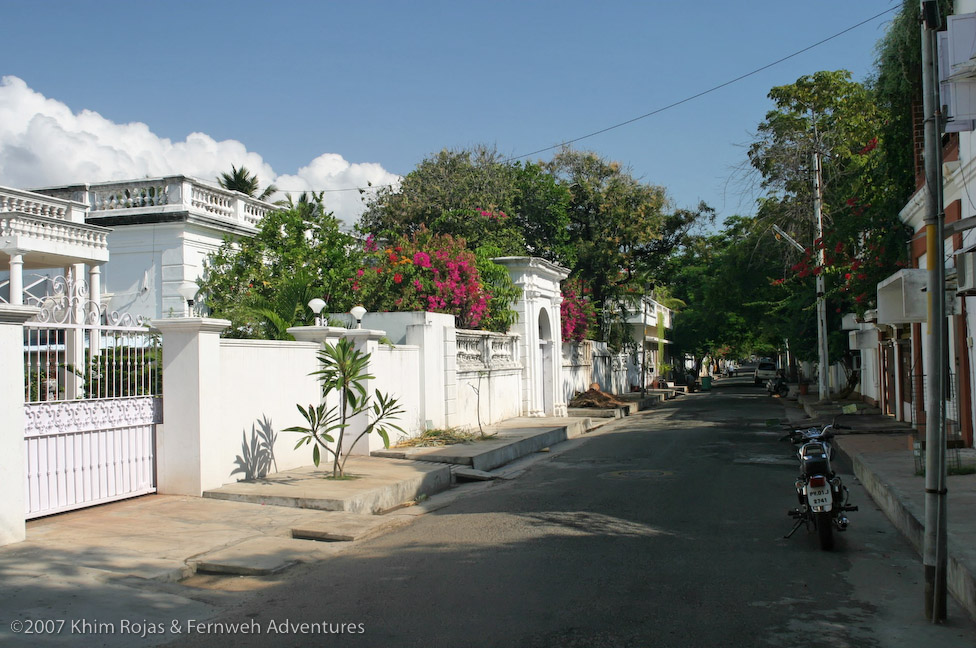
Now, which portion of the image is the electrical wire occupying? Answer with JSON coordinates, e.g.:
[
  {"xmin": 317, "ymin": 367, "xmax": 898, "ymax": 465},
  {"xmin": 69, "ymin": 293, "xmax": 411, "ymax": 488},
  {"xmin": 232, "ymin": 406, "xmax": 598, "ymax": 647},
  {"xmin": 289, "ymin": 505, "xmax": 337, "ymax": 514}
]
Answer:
[{"xmin": 275, "ymin": 6, "xmax": 899, "ymax": 196}]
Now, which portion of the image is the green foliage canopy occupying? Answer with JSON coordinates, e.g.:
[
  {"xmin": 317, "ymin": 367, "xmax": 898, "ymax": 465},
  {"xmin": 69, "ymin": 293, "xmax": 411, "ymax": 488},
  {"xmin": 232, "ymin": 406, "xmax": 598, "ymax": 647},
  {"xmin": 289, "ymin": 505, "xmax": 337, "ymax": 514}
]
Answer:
[{"xmin": 199, "ymin": 193, "xmax": 360, "ymax": 338}]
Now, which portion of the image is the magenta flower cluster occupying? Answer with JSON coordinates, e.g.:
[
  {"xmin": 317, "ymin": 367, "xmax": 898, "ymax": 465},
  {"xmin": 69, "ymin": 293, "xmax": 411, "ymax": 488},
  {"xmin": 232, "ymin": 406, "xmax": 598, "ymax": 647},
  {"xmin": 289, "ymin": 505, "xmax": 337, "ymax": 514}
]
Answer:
[
  {"xmin": 477, "ymin": 209, "xmax": 508, "ymax": 220},
  {"xmin": 560, "ymin": 278, "xmax": 595, "ymax": 343},
  {"xmin": 353, "ymin": 229, "xmax": 491, "ymax": 329}
]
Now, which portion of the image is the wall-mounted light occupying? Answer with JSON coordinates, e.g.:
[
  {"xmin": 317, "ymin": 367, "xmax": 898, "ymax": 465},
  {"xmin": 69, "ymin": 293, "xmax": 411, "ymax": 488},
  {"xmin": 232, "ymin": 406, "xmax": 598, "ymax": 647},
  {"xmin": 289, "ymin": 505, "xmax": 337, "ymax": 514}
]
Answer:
[
  {"xmin": 350, "ymin": 305, "xmax": 367, "ymax": 329},
  {"xmin": 308, "ymin": 298, "xmax": 326, "ymax": 326}
]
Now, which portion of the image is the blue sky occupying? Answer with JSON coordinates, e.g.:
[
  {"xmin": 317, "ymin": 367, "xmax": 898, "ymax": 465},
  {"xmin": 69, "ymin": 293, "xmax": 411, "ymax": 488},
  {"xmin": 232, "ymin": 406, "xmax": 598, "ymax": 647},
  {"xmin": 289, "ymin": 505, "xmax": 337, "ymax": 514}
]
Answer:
[{"xmin": 0, "ymin": 0, "xmax": 900, "ymax": 225}]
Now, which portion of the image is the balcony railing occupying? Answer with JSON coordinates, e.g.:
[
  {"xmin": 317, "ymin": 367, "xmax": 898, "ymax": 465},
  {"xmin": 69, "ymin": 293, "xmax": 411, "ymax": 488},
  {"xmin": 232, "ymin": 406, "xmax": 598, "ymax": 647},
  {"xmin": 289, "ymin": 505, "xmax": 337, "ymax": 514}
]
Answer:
[
  {"xmin": 0, "ymin": 187, "xmax": 87, "ymax": 223},
  {"xmin": 36, "ymin": 176, "xmax": 276, "ymax": 230}
]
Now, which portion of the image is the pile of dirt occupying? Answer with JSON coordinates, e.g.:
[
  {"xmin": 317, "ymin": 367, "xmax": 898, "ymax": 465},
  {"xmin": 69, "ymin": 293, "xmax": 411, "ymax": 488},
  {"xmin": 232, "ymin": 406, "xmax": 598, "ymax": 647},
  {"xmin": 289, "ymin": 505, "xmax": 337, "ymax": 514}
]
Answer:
[{"xmin": 568, "ymin": 385, "xmax": 630, "ymax": 409}]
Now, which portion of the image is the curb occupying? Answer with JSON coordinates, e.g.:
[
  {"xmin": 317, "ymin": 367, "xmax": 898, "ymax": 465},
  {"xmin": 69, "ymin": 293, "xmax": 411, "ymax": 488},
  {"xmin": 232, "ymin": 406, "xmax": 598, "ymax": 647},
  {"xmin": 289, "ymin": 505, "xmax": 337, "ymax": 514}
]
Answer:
[{"xmin": 838, "ymin": 442, "xmax": 976, "ymax": 623}]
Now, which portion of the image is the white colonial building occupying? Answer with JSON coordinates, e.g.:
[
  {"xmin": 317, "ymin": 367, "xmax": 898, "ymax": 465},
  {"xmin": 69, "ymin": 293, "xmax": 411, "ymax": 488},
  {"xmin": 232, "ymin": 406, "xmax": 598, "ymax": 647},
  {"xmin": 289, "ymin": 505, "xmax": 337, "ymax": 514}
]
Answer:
[{"xmin": 27, "ymin": 176, "xmax": 277, "ymax": 320}]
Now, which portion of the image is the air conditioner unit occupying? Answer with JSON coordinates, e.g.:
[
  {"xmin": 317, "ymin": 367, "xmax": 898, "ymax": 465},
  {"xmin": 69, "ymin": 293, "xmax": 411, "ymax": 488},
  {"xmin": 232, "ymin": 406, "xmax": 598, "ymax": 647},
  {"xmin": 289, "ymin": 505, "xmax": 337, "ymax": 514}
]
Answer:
[{"xmin": 957, "ymin": 251, "xmax": 976, "ymax": 295}]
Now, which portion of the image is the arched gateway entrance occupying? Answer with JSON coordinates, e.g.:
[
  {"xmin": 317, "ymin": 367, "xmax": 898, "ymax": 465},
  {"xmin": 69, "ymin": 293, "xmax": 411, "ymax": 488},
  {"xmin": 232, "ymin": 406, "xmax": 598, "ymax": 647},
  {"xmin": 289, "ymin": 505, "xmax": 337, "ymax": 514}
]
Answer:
[{"xmin": 494, "ymin": 257, "xmax": 569, "ymax": 418}]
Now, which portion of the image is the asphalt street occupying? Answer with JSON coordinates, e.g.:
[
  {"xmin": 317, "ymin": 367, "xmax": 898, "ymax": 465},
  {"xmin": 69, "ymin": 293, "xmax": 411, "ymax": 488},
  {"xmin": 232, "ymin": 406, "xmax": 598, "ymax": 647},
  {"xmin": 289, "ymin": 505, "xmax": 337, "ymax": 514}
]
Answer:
[{"xmin": 162, "ymin": 383, "xmax": 976, "ymax": 648}]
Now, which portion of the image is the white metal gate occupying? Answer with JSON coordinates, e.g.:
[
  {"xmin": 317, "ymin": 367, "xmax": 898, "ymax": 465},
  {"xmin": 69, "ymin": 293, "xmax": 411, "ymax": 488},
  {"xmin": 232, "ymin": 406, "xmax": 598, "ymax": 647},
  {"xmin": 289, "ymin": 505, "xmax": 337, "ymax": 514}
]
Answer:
[{"xmin": 23, "ymin": 276, "xmax": 161, "ymax": 519}]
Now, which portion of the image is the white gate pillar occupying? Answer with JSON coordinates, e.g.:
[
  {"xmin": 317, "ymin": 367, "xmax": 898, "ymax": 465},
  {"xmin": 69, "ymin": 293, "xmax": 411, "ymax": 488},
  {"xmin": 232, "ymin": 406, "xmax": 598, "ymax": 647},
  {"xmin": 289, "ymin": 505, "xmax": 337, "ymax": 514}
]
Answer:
[
  {"xmin": 152, "ymin": 317, "xmax": 230, "ymax": 495},
  {"xmin": 0, "ymin": 305, "xmax": 40, "ymax": 546},
  {"xmin": 494, "ymin": 257, "xmax": 570, "ymax": 417}
]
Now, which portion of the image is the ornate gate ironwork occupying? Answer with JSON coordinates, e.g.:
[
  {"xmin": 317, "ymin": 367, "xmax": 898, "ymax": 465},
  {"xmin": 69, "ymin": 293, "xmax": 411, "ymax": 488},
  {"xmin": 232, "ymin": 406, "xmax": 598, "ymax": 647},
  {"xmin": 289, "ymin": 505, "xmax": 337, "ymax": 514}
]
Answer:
[{"xmin": 23, "ymin": 275, "xmax": 161, "ymax": 519}]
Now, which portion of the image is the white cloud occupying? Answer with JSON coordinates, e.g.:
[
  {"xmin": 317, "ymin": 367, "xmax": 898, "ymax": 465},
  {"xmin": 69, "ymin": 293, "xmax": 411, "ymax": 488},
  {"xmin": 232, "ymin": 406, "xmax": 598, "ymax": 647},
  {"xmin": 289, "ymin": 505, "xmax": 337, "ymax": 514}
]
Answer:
[
  {"xmin": 274, "ymin": 154, "xmax": 402, "ymax": 229},
  {"xmin": 0, "ymin": 76, "xmax": 400, "ymax": 225}
]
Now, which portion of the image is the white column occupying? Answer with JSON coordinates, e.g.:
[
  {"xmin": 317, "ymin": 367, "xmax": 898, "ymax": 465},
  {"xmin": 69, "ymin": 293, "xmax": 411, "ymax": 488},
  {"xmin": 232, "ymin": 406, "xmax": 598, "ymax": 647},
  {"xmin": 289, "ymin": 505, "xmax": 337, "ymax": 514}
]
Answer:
[
  {"xmin": 7, "ymin": 251, "xmax": 24, "ymax": 305},
  {"xmin": 0, "ymin": 305, "xmax": 40, "ymax": 545},
  {"xmin": 152, "ymin": 317, "xmax": 230, "ymax": 495},
  {"xmin": 61, "ymin": 265, "xmax": 87, "ymax": 398},
  {"xmin": 551, "ymin": 296, "xmax": 568, "ymax": 417},
  {"xmin": 88, "ymin": 264, "xmax": 102, "ymax": 317},
  {"xmin": 523, "ymin": 296, "xmax": 544, "ymax": 417},
  {"xmin": 894, "ymin": 338, "xmax": 905, "ymax": 423}
]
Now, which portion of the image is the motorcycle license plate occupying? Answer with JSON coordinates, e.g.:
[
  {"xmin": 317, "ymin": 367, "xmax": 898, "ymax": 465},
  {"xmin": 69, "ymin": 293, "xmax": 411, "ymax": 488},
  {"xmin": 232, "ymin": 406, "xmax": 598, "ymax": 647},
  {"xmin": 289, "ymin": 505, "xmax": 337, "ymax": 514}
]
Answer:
[{"xmin": 807, "ymin": 486, "xmax": 832, "ymax": 509}]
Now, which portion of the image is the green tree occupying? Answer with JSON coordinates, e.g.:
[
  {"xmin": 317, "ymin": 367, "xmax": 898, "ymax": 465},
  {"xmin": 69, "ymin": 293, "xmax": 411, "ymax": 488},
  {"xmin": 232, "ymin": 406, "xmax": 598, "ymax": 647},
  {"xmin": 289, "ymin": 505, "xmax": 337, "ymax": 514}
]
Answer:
[
  {"xmin": 200, "ymin": 193, "xmax": 360, "ymax": 338},
  {"xmin": 666, "ymin": 217, "xmax": 782, "ymax": 366},
  {"xmin": 359, "ymin": 145, "xmax": 572, "ymax": 261},
  {"xmin": 873, "ymin": 0, "xmax": 953, "ymax": 212},
  {"xmin": 217, "ymin": 165, "xmax": 278, "ymax": 201},
  {"xmin": 544, "ymin": 148, "xmax": 712, "ymax": 347}
]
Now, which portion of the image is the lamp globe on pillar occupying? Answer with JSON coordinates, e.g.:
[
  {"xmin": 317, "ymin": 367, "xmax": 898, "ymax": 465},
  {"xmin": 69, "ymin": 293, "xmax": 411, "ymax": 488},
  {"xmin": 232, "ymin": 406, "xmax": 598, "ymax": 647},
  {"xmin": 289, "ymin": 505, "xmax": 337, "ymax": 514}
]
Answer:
[
  {"xmin": 350, "ymin": 305, "xmax": 367, "ymax": 329},
  {"xmin": 177, "ymin": 281, "xmax": 198, "ymax": 317},
  {"xmin": 308, "ymin": 298, "xmax": 326, "ymax": 326}
]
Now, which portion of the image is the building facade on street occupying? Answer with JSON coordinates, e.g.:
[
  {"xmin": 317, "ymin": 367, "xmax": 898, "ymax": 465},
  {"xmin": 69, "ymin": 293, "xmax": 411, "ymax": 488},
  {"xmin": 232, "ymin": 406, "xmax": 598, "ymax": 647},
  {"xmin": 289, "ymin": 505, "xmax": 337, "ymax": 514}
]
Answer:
[{"xmin": 851, "ymin": 0, "xmax": 976, "ymax": 448}]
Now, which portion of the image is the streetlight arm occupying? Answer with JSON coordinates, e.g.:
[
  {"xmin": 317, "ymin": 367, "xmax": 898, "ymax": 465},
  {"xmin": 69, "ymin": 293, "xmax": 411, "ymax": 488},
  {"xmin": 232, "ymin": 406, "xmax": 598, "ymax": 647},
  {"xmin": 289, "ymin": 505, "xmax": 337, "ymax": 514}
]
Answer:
[{"xmin": 771, "ymin": 224, "xmax": 806, "ymax": 253}]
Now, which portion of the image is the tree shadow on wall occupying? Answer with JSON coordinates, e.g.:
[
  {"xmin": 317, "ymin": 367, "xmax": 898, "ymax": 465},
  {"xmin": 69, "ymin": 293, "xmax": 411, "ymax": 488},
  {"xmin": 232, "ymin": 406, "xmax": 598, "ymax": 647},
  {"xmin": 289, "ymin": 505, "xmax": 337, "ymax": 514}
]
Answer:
[{"xmin": 231, "ymin": 415, "xmax": 279, "ymax": 480}]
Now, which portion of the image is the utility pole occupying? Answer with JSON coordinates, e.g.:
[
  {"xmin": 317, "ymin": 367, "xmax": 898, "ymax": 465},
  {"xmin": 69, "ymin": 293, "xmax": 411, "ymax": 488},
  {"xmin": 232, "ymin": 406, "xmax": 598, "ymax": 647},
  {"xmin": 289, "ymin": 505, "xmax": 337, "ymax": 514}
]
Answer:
[
  {"xmin": 772, "ymin": 221, "xmax": 827, "ymax": 398},
  {"xmin": 920, "ymin": 0, "xmax": 948, "ymax": 623},
  {"xmin": 813, "ymin": 148, "xmax": 830, "ymax": 402},
  {"xmin": 641, "ymin": 293, "xmax": 648, "ymax": 397}
]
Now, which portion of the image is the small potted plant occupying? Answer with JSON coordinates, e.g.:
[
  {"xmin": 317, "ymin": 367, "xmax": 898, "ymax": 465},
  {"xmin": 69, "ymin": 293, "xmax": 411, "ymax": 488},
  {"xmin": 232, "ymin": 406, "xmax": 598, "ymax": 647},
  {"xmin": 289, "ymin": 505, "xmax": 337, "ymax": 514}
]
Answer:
[{"xmin": 798, "ymin": 376, "xmax": 811, "ymax": 395}]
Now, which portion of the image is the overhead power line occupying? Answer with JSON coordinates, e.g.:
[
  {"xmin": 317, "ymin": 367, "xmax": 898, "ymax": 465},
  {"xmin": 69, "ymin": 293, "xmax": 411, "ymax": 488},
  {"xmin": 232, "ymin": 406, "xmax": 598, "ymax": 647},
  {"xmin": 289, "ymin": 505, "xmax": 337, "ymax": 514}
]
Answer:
[{"xmin": 277, "ymin": 6, "xmax": 899, "ymax": 195}]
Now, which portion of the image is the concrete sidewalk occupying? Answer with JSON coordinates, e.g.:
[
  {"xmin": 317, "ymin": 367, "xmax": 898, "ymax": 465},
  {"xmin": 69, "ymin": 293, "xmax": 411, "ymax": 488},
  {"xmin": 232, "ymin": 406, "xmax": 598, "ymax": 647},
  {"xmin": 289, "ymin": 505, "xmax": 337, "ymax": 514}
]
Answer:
[
  {"xmin": 0, "ymin": 413, "xmax": 622, "ymax": 591},
  {"xmin": 781, "ymin": 394, "xmax": 976, "ymax": 622}
]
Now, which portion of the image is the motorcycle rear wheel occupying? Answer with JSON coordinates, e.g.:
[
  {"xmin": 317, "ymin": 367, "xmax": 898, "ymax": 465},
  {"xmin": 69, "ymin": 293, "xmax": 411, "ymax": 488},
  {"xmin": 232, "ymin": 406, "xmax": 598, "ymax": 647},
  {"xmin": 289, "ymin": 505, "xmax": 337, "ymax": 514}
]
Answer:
[{"xmin": 815, "ymin": 511, "xmax": 834, "ymax": 550}]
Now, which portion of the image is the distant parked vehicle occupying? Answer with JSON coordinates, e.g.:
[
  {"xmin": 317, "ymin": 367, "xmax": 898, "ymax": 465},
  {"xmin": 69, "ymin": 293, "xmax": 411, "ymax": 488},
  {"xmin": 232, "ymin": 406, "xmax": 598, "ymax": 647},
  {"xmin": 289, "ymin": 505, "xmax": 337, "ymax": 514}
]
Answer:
[
  {"xmin": 729, "ymin": 363, "xmax": 755, "ymax": 377},
  {"xmin": 754, "ymin": 361, "xmax": 777, "ymax": 385}
]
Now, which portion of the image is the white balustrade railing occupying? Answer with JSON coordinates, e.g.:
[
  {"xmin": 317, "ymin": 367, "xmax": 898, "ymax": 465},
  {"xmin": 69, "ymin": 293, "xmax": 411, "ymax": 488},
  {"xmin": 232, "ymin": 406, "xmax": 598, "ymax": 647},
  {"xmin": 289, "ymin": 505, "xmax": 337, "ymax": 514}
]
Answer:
[
  {"xmin": 91, "ymin": 181, "xmax": 170, "ymax": 210},
  {"xmin": 456, "ymin": 330, "xmax": 520, "ymax": 372},
  {"xmin": 82, "ymin": 176, "xmax": 274, "ymax": 230},
  {"xmin": 7, "ymin": 177, "xmax": 275, "ymax": 231},
  {"xmin": 243, "ymin": 200, "xmax": 274, "ymax": 226},
  {"xmin": 190, "ymin": 184, "xmax": 234, "ymax": 218},
  {"xmin": 562, "ymin": 340, "xmax": 593, "ymax": 367},
  {"xmin": 0, "ymin": 215, "xmax": 109, "ymax": 252},
  {"xmin": 0, "ymin": 187, "xmax": 86, "ymax": 223}
]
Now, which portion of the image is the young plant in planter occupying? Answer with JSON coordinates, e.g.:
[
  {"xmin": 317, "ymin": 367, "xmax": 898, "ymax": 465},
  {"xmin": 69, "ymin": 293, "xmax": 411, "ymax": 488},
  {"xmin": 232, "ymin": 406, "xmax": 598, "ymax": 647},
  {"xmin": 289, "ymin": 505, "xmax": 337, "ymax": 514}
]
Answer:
[{"xmin": 286, "ymin": 338, "xmax": 404, "ymax": 478}]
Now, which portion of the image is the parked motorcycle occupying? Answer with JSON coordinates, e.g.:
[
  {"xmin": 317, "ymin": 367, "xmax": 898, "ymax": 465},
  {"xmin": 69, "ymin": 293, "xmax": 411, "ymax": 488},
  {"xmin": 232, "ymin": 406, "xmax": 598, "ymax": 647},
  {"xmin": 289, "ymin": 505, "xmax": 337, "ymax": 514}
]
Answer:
[
  {"xmin": 766, "ymin": 372, "xmax": 789, "ymax": 397},
  {"xmin": 782, "ymin": 423, "xmax": 858, "ymax": 550}
]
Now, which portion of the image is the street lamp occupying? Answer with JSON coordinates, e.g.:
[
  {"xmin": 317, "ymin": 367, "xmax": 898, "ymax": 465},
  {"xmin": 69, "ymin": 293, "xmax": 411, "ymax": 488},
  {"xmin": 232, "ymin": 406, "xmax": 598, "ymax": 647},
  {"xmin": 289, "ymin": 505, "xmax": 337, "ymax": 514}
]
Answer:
[
  {"xmin": 308, "ymin": 298, "xmax": 326, "ymax": 326},
  {"xmin": 350, "ymin": 305, "xmax": 367, "ymax": 329},
  {"xmin": 177, "ymin": 281, "xmax": 198, "ymax": 317}
]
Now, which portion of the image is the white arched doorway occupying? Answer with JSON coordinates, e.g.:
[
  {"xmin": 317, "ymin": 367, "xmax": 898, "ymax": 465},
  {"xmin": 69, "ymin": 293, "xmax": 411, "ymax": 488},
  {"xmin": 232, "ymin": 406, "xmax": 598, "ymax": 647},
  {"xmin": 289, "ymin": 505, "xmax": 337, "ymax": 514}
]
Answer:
[{"xmin": 538, "ymin": 307, "xmax": 553, "ymax": 415}]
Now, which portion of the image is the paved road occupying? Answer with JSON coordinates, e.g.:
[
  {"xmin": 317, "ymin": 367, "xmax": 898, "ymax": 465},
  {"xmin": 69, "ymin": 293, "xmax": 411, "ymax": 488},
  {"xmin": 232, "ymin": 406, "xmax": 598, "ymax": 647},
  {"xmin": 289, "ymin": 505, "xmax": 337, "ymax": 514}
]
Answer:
[{"xmin": 166, "ymin": 384, "xmax": 976, "ymax": 647}]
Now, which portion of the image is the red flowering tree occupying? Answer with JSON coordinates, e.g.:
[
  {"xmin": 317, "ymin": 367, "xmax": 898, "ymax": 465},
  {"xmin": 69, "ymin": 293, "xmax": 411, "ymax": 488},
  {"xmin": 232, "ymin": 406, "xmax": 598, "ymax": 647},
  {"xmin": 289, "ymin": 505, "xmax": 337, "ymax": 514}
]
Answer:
[
  {"xmin": 353, "ymin": 228, "xmax": 519, "ymax": 331},
  {"xmin": 560, "ymin": 277, "xmax": 597, "ymax": 343},
  {"xmin": 751, "ymin": 70, "xmax": 911, "ymax": 365}
]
